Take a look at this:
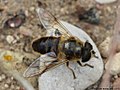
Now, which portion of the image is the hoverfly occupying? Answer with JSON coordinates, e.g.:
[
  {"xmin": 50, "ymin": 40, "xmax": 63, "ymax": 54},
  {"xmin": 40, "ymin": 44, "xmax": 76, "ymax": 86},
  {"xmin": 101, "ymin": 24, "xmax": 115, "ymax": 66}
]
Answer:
[{"xmin": 23, "ymin": 7, "xmax": 98, "ymax": 79}]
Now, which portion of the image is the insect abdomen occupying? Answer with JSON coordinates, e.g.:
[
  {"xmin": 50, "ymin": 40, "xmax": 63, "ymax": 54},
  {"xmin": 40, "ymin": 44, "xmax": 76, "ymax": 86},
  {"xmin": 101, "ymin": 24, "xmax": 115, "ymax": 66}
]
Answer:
[{"xmin": 32, "ymin": 37, "xmax": 60, "ymax": 54}]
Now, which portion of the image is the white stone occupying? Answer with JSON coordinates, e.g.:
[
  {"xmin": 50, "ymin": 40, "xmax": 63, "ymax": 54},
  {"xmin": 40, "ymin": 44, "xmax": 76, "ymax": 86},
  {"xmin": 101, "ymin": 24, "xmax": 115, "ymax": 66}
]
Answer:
[
  {"xmin": 19, "ymin": 26, "xmax": 33, "ymax": 36},
  {"xmin": 1, "ymin": 74, "xmax": 6, "ymax": 79},
  {"xmin": 38, "ymin": 21, "xmax": 104, "ymax": 90},
  {"xmin": 6, "ymin": 35, "xmax": 14, "ymax": 44},
  {"xmin": 16, "ymin": 86, "xmax": 20, "ymax": 90},
  {"xmin": 0, "ymin": 74, "xmax": 6, "ymax": 81},
  {"xmin": 10, "ymin": 23, "xmax": 15, "ymax": 27},
  {"xmin": 99, "ymin": 37, "xmax": 111, "ymax": 58},
  {"xmin": 95, "ymin": 0, "xmax": 117, "ymax": 4},
  {"xmin": 25, "ymin": 10, "xmax": 29, "ymax": 17},
  {"xmin": 105, "ymin": 52, "xmax": 120, "ymax": 75},
  {"xmin": 0, "ymin": 76, "xmax": 2, "ymax": 81},
  {"xmin": 11, "ymin": 85, "xmax": 15, "ymax": 89},
  {"xmin": 29, "ymin": 6, "xmax": 35, "ymax": 12},
  {"xmin": 4, "ymin": 84, "xmax": 9, "ymax": 88}
]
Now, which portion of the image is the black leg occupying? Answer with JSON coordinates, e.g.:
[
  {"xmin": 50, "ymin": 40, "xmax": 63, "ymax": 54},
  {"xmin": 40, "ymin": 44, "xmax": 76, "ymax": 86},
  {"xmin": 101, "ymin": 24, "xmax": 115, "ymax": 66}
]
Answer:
[
  {"xmin": 66, "ymin": 62, "xmax": 76, "ymax": 79},
  {"xmin": 77, "ymin": 61, "xmax": 94, "ymax": 68},
  {"xmin": 92, "ymin": 50, "xmax": 98, "ymax": 58}
]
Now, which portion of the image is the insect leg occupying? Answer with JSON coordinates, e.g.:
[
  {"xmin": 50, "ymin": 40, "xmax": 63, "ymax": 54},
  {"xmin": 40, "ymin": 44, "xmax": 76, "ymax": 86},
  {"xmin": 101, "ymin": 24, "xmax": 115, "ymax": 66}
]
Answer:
[
  {"xmin": 77, "ymin": 61, "xmax": 94, "ymax": 68},
  {"xmin": 91, "ymin": 50, "xmax": 98, "ymax": 58},
  {"xmin": 66, "ymin": 62, "xmax": 76, "ymax": 79}
]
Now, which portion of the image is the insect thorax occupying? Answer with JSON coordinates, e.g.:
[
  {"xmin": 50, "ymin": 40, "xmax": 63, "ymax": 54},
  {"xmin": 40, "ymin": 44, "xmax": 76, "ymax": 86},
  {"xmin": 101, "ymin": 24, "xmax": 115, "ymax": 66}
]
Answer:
[{"xmin": 59, "ymin": 39, "xmax": 83, "ymax": 60}]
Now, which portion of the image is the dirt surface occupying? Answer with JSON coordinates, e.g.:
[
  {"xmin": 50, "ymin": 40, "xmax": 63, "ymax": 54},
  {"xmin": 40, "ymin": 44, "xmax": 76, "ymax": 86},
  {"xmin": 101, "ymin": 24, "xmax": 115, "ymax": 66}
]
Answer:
[{"xmin": 0, "ymin": 0, "xmax": 118, "ymax": 90}]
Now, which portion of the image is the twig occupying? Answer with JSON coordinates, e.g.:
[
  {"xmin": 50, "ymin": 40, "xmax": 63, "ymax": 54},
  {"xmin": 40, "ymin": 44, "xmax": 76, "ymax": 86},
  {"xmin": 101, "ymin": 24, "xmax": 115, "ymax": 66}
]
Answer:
[{"xmin": 9, "ymin": 70, "xmax": 35, "ymax": 90}]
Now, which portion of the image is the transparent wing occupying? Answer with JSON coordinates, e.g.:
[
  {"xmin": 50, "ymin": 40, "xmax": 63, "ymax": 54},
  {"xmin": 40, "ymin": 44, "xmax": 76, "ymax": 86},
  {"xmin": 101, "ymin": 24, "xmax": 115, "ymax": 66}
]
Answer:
[
  {"xmin": 23, "ymin": 52, "xmax": 69, "ymax": 78},
  {"xmin": 23, "ymin": 52, "xmax": 57, "ymax": 77},
  {"xmin": 36, "ymin": 7, "xmax": 72, "ymax": 38},
  {"xmin": 23, "ymin": 57, "xmax": 41, "ymax": 77}
]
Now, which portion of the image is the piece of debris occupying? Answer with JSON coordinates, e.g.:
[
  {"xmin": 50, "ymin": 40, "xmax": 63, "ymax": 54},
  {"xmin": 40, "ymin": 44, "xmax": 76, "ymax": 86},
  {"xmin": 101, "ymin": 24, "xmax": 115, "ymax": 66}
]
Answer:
[
  {"xmin": 6, "ymin": 35, "xmax": 14, "ymax": 44},
  {"xmin": 4, "ymin": 83, "xmax": 9, "ymax": 88},
  {"xmin": 99, "ymin": 37, "xmax": 111, "ymax": 58},
  {"xmin": 4, "ymin": 10, "xmax": 26, "ymax": 28},
  {"xmin": 0, "ymin": 74, "xmax": 6, "ymax": 82},
  {"xmin": 105, "ymin": 52, "xmax": 120, "ymax": 75},
  {"xmin": 95, "ymin": 0, "xmax": 117, "ymax": 4},
  {"xmin": 19, "ymin": 26, "xmax": 33, "ymax": 37},
  {"xmin": 76, "ymin": 6, "xmax": 100, "ymax": 25}
]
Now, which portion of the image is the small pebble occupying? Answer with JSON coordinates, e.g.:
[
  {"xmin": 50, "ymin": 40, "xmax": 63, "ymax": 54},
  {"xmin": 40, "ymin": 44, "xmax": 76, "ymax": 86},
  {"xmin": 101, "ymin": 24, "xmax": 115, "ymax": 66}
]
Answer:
[
  {"xmin": 25, "ymin": 10, "xmax": 29, "ymax": 17},
  {"xmin": 114, "ymin": 75, "xmax": 118, "ymax": 79},
  {"xmin": 1, "ymin": 74, "xmax": 6, "ymax": 80},
  {"xmin": 9, "ymin": 23, "xmax": 15, "ymax": 27},
  {"xmin": 106, "ymin": 6, "xmax": 112, "ymax": 13},
  {"xmin": 4, "ymin": 83, "xmax": 9, "ymax": 88},
  {"xmin": 6, "ymin": 35, "xmax": 14, "ymax": 44},
  {"xmin": 11, "ymin": 84, "xmax": 15, "ymax": 89},
  {"xmin": 0, "ymin": 74, "xmax": 6, "ymax": 81},
  {"xmin": 77, "ymin": 7, "xmax": 100, "ymax": 25},
  {"xmin": 16, "ymin": 86, "xmax": 20, "ymax": 90},
  {"xmin": 0, "ymin": 76, "xmax": 2, "ymax": 81},
  {"xmin": 4, "ymin": 11, "xmax": 26, "ymax": 28},
  {"xmin": 6, "ymin": 78, "xmax": 11, "ymax": 84},
  {"xmin": 99, "ymin": 37, "xmax": 110, "ymax": 58},
  {"xmin": 12, "ymin": 39, "xmax": 17, "ymax": 44},
  {"xmin": 19, "ymin": 26, "xmax": 33, "ymax": 36},
  {"xmin": 11, "ymin": 76, "xmax": 14, "ymax": 80},
  {"xmin": 105, "ymin": 52, "xmax": 120, "ymax": 75},
  {"xmin": 29, "ymin": 6, "xmax": 35, "ymax": 12}
]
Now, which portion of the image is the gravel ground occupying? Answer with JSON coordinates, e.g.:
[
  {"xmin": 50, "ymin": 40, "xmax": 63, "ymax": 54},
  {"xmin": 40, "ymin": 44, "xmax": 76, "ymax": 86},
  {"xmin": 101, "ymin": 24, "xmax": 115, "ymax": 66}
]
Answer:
[{"xmin": 0, "ymin": 0, "xmax": 117, "ymax": 90}]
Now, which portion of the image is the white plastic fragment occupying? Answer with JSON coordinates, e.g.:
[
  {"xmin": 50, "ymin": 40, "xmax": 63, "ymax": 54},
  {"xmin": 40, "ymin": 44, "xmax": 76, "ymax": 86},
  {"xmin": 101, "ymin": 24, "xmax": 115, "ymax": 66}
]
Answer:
[{"xmin": 38, "ymin": 21, "xmax": 104, "ymax": 90}]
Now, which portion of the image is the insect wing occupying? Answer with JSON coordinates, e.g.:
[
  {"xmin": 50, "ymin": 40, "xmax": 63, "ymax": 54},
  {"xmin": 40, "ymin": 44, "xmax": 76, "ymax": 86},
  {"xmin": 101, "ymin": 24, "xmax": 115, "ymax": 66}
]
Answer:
[
  {"xmin": 43, "ymin": 59, "xmax": 69, "ymax": 73},
  {"xmin": 36, "ymin": 7, "xmax": 55, "ymax": 29},
  {"xmin": 23, "ymin": 57, "xmax": 41, "ymax": 77},
  {"xmin": 23, "ymin": 55, "xmax": 69, "ymax": 77},
  {"xmin": 23, "ymin": 53, "xmax": 57, "ymax": 77},
  {"xmin": 36, "ymin": 7, "xmax": 72, "ymax": 37}
]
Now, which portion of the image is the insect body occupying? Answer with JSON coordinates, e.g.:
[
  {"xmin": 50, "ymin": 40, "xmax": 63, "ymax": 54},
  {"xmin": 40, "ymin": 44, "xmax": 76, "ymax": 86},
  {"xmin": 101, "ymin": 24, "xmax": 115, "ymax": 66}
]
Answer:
[{"xmin": 23, "ymin": 7, "xmax": 98, "ymax": 79}]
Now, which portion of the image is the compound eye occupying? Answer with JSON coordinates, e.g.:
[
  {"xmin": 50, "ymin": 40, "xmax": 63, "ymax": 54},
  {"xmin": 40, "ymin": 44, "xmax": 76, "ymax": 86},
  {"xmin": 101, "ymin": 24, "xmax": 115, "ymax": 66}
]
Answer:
[
  {"xmin": 82, "ymin": 53, "xmax": 91, "ymax": 62},
  {"xmin": 81, "ymin": 47, "xmax": 91, "ymax": 62},
  {"xmin": 85, "ymin": 41, "xmax": 93, "ymax": 50}
]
